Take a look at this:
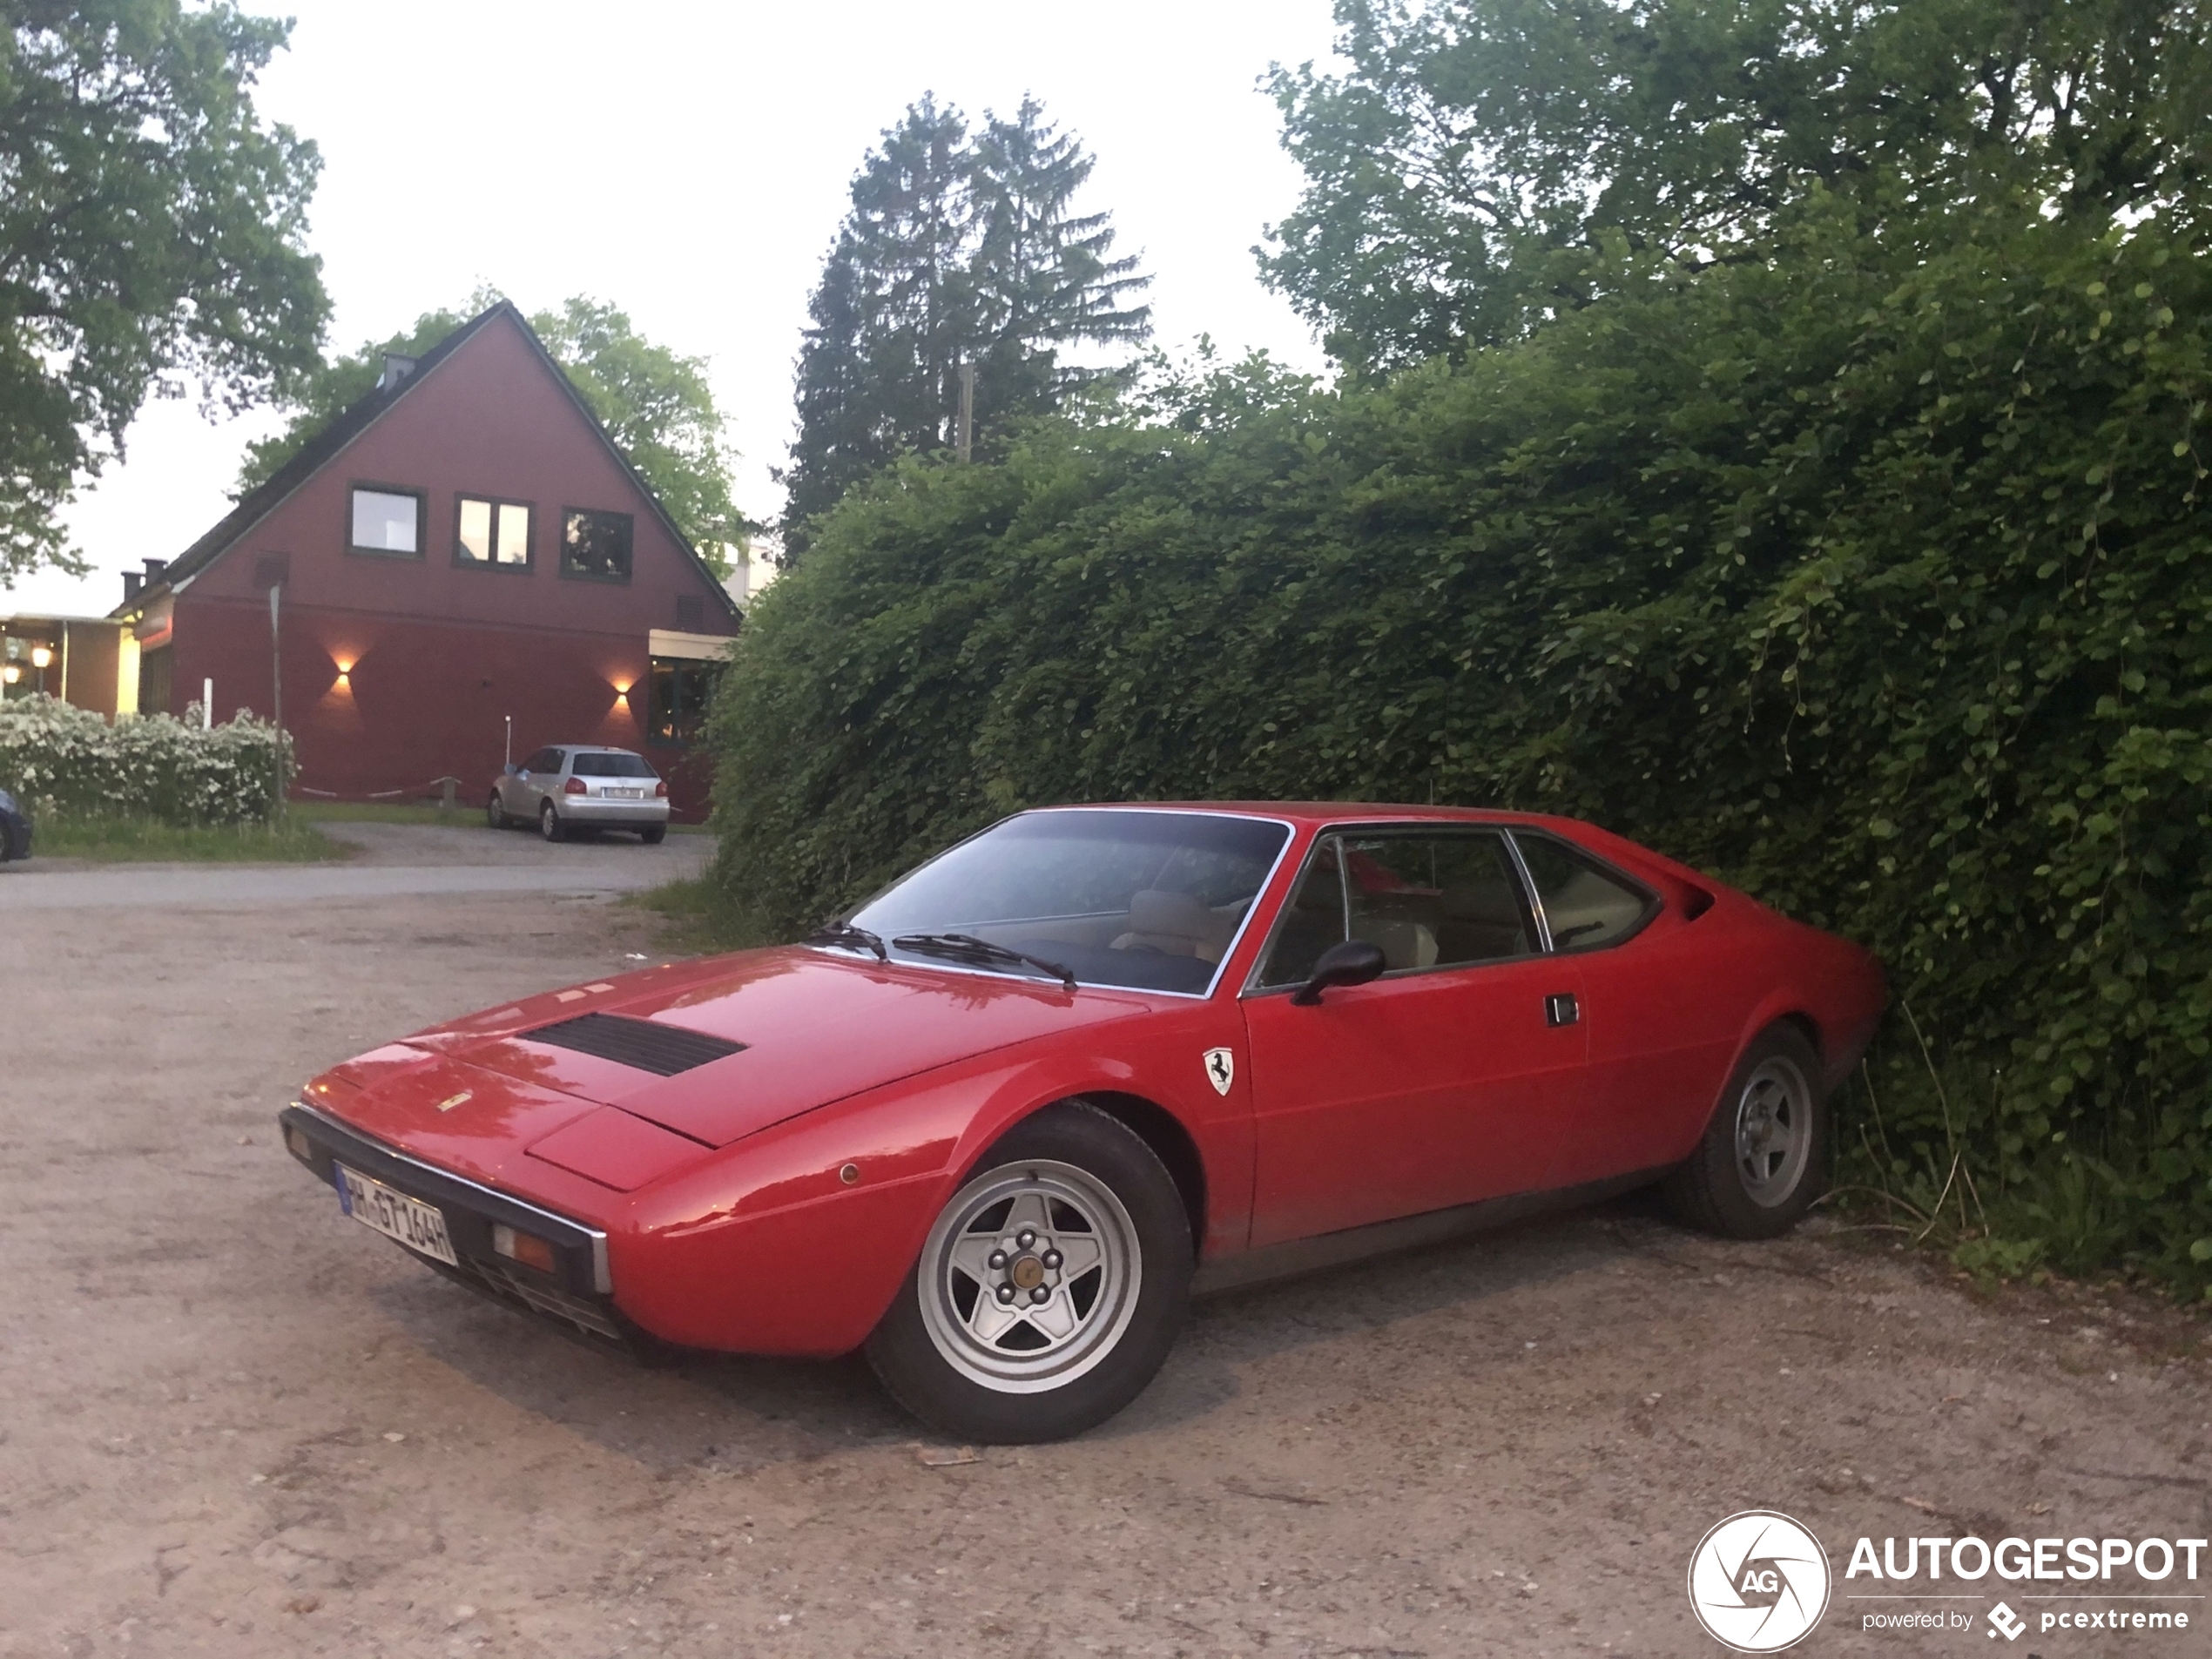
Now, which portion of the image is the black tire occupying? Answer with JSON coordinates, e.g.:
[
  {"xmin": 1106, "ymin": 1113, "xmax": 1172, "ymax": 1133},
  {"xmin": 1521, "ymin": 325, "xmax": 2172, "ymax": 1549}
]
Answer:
[
  {"xmin": 1661, "ymin": 1023, "xmax": 1830, "ymax": 1238},
  {"xmin": 639, "ymin": 825, "xmax": 666, "ymax": 846},
  {"xmin": 865, "ymin": 1101, "xmax": 1194, "ymax": 1444},
  {"xmin": 538, "ymin": 800, "xmax": 564, "ymax": 842},
  {"xmin": 485, "ymin": 792, "xmax": 508, "ymax": 830}
]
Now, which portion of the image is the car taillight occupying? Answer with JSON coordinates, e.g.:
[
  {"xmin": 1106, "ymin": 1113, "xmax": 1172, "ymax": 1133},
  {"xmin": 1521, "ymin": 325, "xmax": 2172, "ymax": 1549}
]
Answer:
[
  {"xmin": 653, "ymin": 779, "xmax": 667, "ymax": 798},
  {"xmin": 492, "ymin": 1224, "xmax": 557, "ymax": 1273},
  {"xmin": 563, "ymin": 777, "xmax": 586, "ymax": 795}
]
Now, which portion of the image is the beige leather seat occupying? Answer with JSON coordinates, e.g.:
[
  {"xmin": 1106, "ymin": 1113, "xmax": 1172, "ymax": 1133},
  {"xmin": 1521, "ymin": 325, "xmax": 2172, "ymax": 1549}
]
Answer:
[{"xmin": 1110, "ymin": 889, "xmax": 1237, "ymax": 963}]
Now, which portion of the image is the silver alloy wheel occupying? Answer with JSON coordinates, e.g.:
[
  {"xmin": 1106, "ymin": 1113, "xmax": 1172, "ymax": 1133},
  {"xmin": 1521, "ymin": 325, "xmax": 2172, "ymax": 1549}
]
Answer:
[
  {"xmin": 1735, "ymin": 1055, "xmax": 1813, "ymax": 1207},
  {"xmin": 916, "ymin": 1159, "xmax": 1143, "ymax": 1395}
]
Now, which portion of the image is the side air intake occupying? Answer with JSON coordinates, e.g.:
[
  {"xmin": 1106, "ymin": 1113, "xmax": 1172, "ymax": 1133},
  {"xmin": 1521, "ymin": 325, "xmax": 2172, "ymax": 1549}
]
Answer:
[{"xmin": 524, "ymin": 1012, "xmax": 745, "ymax": 1076}]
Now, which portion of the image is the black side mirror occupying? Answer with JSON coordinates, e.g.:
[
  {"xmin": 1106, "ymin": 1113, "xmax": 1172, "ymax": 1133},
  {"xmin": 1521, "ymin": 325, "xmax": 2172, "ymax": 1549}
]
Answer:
[{"xmin": 1291, "ymin": 939, "xmax": 1387, "ymax": 1006}]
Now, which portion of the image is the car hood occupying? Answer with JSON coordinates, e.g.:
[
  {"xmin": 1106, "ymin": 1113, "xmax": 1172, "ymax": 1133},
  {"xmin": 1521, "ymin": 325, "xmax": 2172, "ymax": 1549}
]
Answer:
[{"xmin": 327, "ymin": 946, "xmax": 1150, "ymax": 1157}]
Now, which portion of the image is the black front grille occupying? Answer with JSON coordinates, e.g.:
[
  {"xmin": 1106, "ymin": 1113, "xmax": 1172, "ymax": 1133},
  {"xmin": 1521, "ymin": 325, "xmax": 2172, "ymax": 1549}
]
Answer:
[{"xmin": 524, "ymin": 1011, "xmax": 744, "ymax": 1076}]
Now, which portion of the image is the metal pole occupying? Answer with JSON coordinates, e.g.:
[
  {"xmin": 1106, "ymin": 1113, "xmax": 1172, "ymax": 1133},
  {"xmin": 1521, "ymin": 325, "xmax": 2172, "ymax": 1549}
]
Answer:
[
  {"xmin": 957, "ymin": 361, "xmax": 974, "ymax": 464},
  {"xmin": 202, "ymin": 677, "xmax": 213, "ymax": 730},
  {"xmin": 504, "ymin": 714, "xmax": 512, "ymax": 770},
  {"xmin": 268, "ymin": 582, "xmax": 284, "ymax": 819}
]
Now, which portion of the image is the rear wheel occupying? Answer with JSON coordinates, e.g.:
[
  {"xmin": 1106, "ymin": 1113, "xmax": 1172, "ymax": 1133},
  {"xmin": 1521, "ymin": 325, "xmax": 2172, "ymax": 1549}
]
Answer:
[
  {"xmin": 538, "ymin": 799, "xmax": 564, "ymax": 842},
  {"xmin": 485, "ymin": 791, "xmax": 508, "ymax": 830},
  {"xmin": 1662, "ymin": 1024, "xmax": 1828, "ymax": 1238},
  {"xmin": 640, "ymin": 825, "xmax": 666, "ymax": 846},
  {"xmin": 866, "ymin": 1102, "xmax": 1192, "ymax": 1444}
]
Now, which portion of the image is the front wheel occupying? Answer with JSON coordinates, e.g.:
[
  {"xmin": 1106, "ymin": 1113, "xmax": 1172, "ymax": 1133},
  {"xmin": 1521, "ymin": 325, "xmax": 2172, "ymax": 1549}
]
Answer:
[
  {"xmin": 486, "ymin": 791, "xmax": 508, "ymax": 830},
  {"xmin": 865, "ymin": 1102, "xmax": 1193, "ymax": 1443},
  {"xmin": 1661, "ymin": 1023, "xmax": 1829, "ymax": 1238}
]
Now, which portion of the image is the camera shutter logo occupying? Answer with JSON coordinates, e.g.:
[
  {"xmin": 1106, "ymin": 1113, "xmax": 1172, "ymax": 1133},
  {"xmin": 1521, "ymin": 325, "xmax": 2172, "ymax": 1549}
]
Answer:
[{"xmin": 1686, "ymin": 1510, "xmax": 1831, "ymax": 1652}]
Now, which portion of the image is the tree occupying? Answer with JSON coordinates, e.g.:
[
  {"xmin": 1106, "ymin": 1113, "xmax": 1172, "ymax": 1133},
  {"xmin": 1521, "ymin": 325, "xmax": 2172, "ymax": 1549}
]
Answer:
[
  {"xmin": 779, "ymin": 94, "xmax": 1151, "ymax": 550},
  {"xmin": 1261, "ymin": 0, "xmax": 2212, "ymax": 371},
  {"xmin": 239, "ymin": 291, "xmax": 744, "ymax": 576},
  {"xmin": 1, "ymin": 0, "xmax": 328, "ymax": 584}
]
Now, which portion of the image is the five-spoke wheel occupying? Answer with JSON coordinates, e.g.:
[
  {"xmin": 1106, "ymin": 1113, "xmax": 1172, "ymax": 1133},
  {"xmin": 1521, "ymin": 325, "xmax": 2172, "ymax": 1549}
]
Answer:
[
  {"xmin": 866, "ymin": 1101, "xmax": 1191, "ymax": 1443},
  {"xmin": 1662, "ymin": 1024, "xmax": 1829, "ymax": 1238}
]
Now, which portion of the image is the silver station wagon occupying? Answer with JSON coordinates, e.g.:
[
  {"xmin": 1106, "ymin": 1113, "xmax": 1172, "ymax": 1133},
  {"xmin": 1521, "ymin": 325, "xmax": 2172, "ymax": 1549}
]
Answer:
[{"xmin": 488, "ymin": 745, "xmax": 670, "ymax": 843}]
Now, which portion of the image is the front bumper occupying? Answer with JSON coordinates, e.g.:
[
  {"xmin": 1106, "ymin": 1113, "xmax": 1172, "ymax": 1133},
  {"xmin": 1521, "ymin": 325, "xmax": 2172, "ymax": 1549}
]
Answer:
[{"xmin": 280, "ymin": 1102, "xmax": 632, "ymax": 1348}]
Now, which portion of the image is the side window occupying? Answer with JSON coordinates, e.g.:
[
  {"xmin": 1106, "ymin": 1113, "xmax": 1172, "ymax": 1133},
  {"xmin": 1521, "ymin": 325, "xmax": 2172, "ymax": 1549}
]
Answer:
[
  {"xmin": 1339, "ymin": 830, "xmax": 1534, "ymax": 971},
  {"xmin": 523, "ymin": 747, "xmax": 561, "ymax": 774},
  {"xmin": 1254, "ymin": 829, "xmax": 1536, "ymax": 988},
  {"xmin": 1514, "ymin": 834, "xmax": 1652, "ymax": 950}
]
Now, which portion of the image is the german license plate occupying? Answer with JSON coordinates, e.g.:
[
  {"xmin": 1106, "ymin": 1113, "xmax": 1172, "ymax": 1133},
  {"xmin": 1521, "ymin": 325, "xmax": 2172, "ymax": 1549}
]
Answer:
[
  {"xmin": 604, "ymin": 787, "xmax": 643, "ymax": 799},
  {"xmin": 335, "ymin": 1164, "xmax": 458, "ymax": 1266}
]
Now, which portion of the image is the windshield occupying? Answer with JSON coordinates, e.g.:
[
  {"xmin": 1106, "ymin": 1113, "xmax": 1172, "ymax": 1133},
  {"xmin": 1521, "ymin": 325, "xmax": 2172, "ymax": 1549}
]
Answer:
[{"xmin": 845, "ymin": 809, "xmax": 1291, "ymax": 994}]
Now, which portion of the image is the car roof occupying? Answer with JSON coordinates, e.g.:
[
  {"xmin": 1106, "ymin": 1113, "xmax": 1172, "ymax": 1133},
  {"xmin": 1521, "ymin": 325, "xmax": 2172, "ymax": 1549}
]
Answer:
[
  {"xmin": 543, "ymin": 745, "xmax": 643, "ymax": 757},
  {"xmin": 1028, "ymin": 801, "xmax": 1581, "ymax": 832}
]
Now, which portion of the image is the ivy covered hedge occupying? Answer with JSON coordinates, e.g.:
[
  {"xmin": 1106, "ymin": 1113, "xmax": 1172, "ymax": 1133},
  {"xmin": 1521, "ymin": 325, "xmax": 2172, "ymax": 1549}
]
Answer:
[
  {"xmin": 708, "ymin": 211, "xmax": 2211, "ymax": 1287},
  {"xmin": 0, "ymin": 696, "xmax": 291, "ymax": 825}
]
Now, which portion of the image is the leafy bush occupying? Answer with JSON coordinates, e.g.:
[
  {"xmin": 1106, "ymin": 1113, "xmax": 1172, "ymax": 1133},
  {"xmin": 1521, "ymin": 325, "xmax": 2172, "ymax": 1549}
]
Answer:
[
  {"xmin": 707, "ymin": 207, "xmax": 2210, "ymax": 1289},
  {"xmin": 0, "ymin": 696, "xmax": 291, "ymax": 826}
]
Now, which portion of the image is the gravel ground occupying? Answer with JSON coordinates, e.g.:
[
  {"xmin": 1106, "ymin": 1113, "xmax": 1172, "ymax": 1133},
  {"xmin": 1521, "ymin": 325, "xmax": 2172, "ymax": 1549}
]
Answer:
[{"xmin": 2, "ymin": 846, "xmax": 2206, "ymax": 1658}]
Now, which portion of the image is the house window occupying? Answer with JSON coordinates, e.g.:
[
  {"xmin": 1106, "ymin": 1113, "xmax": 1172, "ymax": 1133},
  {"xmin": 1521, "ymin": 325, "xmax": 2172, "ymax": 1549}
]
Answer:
[
  {"xmin": 562, "ymin": 509, "xmax": 633, "ymax": 582},
  {"xmin": 456, "ymin": 497, "xmax": 531, "ymax": 568},
  {"xmin": 350, "ymin": 487, "xmax": 423, "ymax": 556},
  {"xmin": 648, "ymin": 655, "xmax": 720, "ymax": 745}
]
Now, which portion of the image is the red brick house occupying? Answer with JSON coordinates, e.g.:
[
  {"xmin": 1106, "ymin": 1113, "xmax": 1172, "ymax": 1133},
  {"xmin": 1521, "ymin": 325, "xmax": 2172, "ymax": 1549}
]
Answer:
[{"xmin": 110, "ymin": 301, "xmax": 740, "ymax": 817}]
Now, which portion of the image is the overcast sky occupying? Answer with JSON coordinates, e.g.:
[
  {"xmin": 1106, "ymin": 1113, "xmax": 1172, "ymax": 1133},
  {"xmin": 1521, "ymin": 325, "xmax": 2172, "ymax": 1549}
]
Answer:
[{"xmin": 9, "ymin": 0, "xmax": 1344, "ymax": 617}]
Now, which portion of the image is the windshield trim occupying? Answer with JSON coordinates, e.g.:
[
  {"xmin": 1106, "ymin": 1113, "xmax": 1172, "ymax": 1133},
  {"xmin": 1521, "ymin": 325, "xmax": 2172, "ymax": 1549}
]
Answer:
[{"xmin": 828, "ymin": 806, "xmax": 1300, "ymax": 1001}]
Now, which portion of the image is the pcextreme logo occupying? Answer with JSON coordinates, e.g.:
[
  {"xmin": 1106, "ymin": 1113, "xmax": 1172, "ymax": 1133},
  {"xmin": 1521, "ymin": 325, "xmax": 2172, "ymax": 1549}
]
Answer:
[{"xmin": 1688, "ymin": 1511, "xmax": 1832, "ymax": 1652}]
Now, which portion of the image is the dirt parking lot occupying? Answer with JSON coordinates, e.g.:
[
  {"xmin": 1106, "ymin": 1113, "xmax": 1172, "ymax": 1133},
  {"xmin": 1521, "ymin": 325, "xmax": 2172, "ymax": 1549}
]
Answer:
[{"xmin": 2, "ymin": 831, "xmax": 2208, "ymax": 1658}]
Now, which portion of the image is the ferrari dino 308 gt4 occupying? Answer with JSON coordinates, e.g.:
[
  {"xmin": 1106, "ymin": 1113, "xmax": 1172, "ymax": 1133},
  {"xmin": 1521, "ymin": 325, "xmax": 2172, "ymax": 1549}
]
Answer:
[{"xmin": 280, "ymin": 804, "xmax": 1884, "ymax": 1441}]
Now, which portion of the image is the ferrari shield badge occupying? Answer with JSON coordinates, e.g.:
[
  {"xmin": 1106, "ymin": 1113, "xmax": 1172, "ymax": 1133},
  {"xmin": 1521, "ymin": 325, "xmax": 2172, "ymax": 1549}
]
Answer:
[{"xmin": 1202, "ymin": 1048, "xmax": 1234, "ymax": 1096}]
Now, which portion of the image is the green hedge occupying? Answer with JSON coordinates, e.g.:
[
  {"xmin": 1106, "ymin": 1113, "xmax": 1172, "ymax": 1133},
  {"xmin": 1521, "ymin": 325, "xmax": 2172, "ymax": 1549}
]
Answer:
[{"xmin": 709, "ymin": 211, "xmax": 2211, "ymax": 1287}]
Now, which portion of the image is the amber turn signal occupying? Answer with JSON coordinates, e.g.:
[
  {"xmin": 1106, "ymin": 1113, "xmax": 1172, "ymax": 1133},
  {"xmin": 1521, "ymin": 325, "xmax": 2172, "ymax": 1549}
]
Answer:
[{"xmin": 492, "ymin": 1223, "xmax": 556, "ymax": 1272}]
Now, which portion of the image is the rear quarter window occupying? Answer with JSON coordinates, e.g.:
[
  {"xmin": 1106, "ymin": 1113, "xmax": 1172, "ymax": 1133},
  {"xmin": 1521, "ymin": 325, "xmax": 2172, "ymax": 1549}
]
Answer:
[{"xmin": 1513, "ymin": 833, "xmax": 1656, "ymax": 951}]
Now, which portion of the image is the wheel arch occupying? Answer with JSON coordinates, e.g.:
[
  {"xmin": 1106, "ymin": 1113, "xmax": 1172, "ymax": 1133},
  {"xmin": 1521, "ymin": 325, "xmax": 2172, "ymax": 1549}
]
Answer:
[{"xmin": 1069, "ymin": 1090, "xmax": 1207, "ymax": 1252}]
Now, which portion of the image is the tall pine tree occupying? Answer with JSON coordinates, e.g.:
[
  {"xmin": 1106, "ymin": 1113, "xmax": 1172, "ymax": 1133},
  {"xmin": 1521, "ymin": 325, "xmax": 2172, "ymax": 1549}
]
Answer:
[{"xmin": 779, "ymin": 96, "xmax": 1150, "ymax": 550}]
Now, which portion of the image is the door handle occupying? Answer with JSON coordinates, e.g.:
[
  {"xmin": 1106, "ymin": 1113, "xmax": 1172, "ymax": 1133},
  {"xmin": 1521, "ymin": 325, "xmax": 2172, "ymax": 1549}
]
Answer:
[{"xmin": 1544, "ymin": 993, "xmax": 1579, "ymax": 1028}]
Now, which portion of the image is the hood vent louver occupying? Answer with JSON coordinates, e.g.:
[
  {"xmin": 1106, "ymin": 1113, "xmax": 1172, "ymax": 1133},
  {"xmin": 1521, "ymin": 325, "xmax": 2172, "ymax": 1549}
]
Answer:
[{"xmin": 524, "ymin": 1012, "xmax": 744, "ymax": 1076}]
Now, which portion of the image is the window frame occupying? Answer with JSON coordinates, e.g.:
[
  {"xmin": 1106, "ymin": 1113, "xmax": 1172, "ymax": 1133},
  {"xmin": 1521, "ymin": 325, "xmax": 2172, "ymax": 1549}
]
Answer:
[
  {"xmin": 558, "ymin": 507, "xmax": 636, "ymax": 585},
  {"xmin": 452, "ymin": 494, "xmax": 536, "ymax": 573},
  {"xmin": 346, "ymin": 482, "xmax": 428, "ymax": 560},
  {"xmin": 1504, "ymin": 829, "xmax": 1662, "ymax": 954},
  {"xmin": 645, "ymin": 653, "xmax": 723, "ymax": 748},
  {"xmin": 1244, "ymin": 823, "xmax": 1554, "ymax": 996}
]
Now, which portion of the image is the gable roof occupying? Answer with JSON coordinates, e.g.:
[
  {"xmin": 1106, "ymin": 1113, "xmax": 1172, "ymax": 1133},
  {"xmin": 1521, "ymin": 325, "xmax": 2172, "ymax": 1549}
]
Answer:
[{"xmin": 114, "ymin": 300, "xmax": 741, "ymax": 622}]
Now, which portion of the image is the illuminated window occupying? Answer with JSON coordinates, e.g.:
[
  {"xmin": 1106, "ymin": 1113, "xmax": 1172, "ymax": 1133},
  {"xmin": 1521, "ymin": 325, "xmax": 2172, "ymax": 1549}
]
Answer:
[
  {"xmin": 349, "ymin": 487, "xmax": 422, "ymax": 556},
  {"xmin": 456, "ymin": 497, "xmax": 531, "ymax": 568},
  {"xmin": 647, "ymin": 655, "xmax": 720, "ymax": 745}
]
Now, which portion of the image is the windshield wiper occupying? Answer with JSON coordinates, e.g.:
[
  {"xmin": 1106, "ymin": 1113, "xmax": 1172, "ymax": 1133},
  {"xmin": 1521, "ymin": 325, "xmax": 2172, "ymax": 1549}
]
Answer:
[
  {"xmin": 890, "ymin": 932, "xmax": 1078, "ymax": 992},
  {"xmin": 801, "ymin": 923, "xmax": 888, "ymax": 962}
]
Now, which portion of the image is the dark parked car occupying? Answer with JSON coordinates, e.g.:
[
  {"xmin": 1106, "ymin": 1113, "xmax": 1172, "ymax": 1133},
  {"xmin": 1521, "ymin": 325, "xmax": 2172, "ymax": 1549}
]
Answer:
[{"xmin": 0, "ymin": 787, "xmax": 31, "ymax": 862}]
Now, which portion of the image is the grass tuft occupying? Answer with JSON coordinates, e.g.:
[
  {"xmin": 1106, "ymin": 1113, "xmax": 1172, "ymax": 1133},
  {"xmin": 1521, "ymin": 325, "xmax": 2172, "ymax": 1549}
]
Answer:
[{"xmin": 30, "ymin": 813, "xmax": 350, "ymax": 863}]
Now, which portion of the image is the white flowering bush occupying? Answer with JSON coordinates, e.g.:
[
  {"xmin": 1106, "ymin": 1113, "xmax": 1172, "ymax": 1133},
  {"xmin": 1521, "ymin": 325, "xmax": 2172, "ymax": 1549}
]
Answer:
[{"xmin": 0, "ymin": 695, "xmax": 291, "ymax": 824}]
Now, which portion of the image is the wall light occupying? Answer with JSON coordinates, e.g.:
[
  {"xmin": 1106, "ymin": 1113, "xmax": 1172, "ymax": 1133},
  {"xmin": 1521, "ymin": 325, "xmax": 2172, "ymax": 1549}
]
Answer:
[
  {"xmin": 613, "ymin": 682, "xmax": 631, "ymax": 703},
  {"xmin": 334, "ymin": 661, "xmax": 353, "ymax": 684}
]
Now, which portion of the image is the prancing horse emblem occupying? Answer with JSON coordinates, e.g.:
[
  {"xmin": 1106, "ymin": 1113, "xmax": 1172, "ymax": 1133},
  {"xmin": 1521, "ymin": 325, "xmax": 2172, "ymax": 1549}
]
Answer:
[{"xmin": 1202, "ymin": 1048, "xmax": 1234, "ymax": 1096}]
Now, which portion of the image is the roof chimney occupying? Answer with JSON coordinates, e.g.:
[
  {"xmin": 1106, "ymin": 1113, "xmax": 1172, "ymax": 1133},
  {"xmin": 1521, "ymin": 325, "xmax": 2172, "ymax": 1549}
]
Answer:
[
  {"xmin": 143, "ymin": 557, "xmax": 167, "ymax": 585},
  {"xmin": 379, "ymin": 353, "xmax": 419, "ymax": 392},
  {"xmin": 123, "ymin": 570, "xmax": 143, "ymax": 604}
]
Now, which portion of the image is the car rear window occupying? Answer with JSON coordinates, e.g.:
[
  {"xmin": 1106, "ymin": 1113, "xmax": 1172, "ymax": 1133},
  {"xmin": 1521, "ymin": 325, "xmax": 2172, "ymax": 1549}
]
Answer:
[{"xmin": 570, "ymin": 752, "xmax": 656, "ymax": 778}]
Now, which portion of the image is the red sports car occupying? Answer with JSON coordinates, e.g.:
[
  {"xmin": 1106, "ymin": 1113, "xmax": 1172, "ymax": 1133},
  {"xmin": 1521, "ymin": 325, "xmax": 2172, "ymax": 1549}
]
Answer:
[{"xmin": 280, "ymin": 805, "xmax": 1884, "ymax": 1441}]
